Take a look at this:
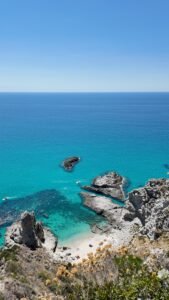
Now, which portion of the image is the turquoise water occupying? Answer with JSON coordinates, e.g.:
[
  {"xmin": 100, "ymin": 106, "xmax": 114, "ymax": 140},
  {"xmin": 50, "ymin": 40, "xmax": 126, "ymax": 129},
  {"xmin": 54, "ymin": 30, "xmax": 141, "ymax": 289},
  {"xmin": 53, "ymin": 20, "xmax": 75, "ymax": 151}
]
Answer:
[{"xmin": 0, "ymin": 93, "xmax": 169, "ymax": 245}]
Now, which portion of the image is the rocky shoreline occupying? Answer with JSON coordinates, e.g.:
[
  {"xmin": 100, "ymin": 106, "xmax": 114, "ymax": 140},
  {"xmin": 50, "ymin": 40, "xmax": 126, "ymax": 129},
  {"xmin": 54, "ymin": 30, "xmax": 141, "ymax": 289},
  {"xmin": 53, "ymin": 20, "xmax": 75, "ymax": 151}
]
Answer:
[
  {"xmin": 1, "ymin": 172, "xmax": 169, "ymax": 299},
  {"xmin": 3, "ymin": 172, "xmax": 169, "ymax": 264}
]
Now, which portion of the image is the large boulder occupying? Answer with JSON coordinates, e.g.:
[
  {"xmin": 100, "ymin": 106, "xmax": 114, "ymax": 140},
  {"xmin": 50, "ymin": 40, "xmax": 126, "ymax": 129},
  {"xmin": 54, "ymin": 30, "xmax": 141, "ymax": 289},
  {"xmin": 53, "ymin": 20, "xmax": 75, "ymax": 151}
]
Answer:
[{"xmin": 82, "ymin": 172, "xmax": 126, "ymax": 201}]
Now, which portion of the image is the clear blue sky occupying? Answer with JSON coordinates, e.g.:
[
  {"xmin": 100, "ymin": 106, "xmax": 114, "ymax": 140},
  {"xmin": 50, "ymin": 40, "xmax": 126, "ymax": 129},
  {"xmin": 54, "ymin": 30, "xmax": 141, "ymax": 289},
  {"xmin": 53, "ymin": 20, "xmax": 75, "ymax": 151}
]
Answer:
[{"xmin": 0, "ymin": 0, "xmax": 169, "ymax": 92}]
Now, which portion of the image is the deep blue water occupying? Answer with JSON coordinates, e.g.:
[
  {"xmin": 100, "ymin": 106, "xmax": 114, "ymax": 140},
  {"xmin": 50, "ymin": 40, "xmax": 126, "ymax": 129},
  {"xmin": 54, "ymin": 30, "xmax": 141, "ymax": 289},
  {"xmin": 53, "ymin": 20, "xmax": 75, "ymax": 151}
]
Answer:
[{"xmin": 0, "ymin": 93, "xmax": 169, "ymax": 245}]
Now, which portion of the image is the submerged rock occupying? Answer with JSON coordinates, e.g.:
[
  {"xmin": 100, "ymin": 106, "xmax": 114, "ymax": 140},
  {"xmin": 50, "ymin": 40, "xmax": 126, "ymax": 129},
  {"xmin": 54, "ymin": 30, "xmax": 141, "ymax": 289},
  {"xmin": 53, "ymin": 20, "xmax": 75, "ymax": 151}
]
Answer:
[
  {"xmin": 124, "ymin": 178, "xmax": 169, "ymax": 239},
  {"xmin": 82, "ymin": 171, "xmax": 126, "ymax": 201},
  {"xmin": 5, "ymin": 211, "xmax": 58, "ymax": 252},
  {"xmin": 62, "ymin": 156, "xmax": 80, "ymax": 171},
  {"xmin": 0, "ymin": 188, "xmax": 103, "ymax": 236}
]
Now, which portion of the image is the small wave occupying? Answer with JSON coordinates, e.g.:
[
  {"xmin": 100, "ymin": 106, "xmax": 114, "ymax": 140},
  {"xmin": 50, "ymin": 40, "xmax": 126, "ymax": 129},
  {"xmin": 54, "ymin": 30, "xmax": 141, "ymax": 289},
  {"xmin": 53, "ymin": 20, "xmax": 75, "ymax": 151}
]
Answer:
[
  {"xmin": 2, "ymin": 196, "xmax": 17, "ymax": 201},
  {"xmin": 76, "ymin": 180, "xmax": 81, "ymax": 185}
]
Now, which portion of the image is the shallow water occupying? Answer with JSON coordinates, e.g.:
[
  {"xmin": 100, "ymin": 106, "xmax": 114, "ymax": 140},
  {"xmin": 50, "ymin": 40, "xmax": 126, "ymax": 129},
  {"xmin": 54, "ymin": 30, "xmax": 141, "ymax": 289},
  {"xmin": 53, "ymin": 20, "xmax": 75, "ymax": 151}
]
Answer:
[{"xmin": 0, "ymin": 92, "xmax": 169, "ymax": 245}]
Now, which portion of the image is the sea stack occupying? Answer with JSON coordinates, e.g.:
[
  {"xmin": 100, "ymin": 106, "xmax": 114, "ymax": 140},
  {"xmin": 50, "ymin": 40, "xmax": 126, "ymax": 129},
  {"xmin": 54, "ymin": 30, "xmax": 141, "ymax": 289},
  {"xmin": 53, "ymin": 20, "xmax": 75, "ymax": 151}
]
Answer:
[
  {"xmin": 5, "ymin": 211, "xmax": 58, "ymax": 252},
  {"xmin": 62, "ymin": 156, "xmax": 80, "ymax": 171}
]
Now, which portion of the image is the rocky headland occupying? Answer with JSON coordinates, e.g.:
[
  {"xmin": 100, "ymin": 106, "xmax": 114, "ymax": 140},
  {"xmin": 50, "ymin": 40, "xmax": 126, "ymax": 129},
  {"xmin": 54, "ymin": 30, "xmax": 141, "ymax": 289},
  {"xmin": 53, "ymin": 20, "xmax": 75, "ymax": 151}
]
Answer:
[
  {"xmin": 124, "ymin": 178, "xmax": 169, "ymax": 239},
  {"xmin": 81, "ymin": 174, "xmax": 169, "ymax": 241}
]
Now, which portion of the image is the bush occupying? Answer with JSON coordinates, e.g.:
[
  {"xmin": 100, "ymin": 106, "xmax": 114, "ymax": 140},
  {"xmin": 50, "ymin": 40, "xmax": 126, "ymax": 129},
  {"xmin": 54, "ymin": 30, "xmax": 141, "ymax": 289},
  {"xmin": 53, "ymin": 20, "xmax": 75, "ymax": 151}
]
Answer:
[
  {"xmin": 0, "ymin": 245, "xmax": 18, "ymax": 262},
  {"xmin": 38, "ymin": 271, "xmax": 51, "ymax": 282},
  {"xmin": 60, "ymin": 255, "xmax": 169, "ymax": 300}
]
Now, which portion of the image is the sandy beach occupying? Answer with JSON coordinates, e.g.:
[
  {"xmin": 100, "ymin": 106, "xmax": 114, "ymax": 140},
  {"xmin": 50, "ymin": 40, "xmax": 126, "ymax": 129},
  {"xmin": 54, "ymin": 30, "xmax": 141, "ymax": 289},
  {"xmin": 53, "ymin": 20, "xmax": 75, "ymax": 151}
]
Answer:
[{"xmin": 52, "ymin": 220, "xmax": 136, "ymax": 263}]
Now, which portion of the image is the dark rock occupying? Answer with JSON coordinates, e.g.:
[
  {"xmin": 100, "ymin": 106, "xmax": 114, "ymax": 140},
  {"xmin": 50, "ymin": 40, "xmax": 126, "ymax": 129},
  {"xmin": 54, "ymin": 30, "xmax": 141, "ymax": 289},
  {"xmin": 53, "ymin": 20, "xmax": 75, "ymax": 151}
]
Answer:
[
  {"xmin": 82, "ymin": 171, "xmax": 126, "ymax": 201},
  {"xmin": 62, "ymin": 156, "xmax": 80, "ymax": 171},
  {"xmin": 21, "ymin": 212, "xmax": 40, "ymax": 249},
  {"xmin": 62, "ymin": 246, "xmax": 69, "ymax": 251},
  {"xmin": 163, "ymin": 164, "xmax": 169, "ymax": 170},
  {"xmin": 35, "ymin": 221, "xmax": 45, "ymax": 243}
]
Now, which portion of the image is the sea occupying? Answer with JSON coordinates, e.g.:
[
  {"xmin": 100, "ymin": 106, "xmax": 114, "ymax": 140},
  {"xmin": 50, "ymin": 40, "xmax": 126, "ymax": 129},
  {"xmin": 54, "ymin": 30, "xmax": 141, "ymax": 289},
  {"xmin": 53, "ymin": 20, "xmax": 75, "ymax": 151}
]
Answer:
[{"xmin": 0, "ymin": 92, "xmax": 169, "ymax": 246}]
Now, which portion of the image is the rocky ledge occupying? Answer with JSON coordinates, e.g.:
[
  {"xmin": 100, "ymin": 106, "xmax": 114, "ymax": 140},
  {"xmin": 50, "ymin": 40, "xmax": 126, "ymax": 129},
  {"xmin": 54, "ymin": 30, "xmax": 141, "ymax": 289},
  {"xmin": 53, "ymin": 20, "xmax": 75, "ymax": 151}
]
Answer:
[
  {"xmin": 124, "ymin": 178, "xmax": 169, "ymax": 240},
  {"xmin": 5, "ymin": 211, "xmax": 58, "ymax": 253},
  {"xmin": 81, "ymin": 175, "xmax": 169, "ymax": 241},
  {"xmin": 62, "ymin": 156, "xmax": 80, "ymax": 171},
  {"xmin": 81, "ymin": 192, "xmax": 126, "ymax": 226},
  {"xmin": 82, "ymin": 171, "xmax": 126, "ymax": 201}
]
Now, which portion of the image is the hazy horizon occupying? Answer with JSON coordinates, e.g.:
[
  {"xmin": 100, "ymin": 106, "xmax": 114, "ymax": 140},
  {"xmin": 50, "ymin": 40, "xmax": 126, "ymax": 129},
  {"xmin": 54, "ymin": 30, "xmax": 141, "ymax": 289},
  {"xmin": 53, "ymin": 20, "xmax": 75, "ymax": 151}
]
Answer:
[{"xmin": 0, "ymin": 91, "xmax": 169, "ymax": 94}]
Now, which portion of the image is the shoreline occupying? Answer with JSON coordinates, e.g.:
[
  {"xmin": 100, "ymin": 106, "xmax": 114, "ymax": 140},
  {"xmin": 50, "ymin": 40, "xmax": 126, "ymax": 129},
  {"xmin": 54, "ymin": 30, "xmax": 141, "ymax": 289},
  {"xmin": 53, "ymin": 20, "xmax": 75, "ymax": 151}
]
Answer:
[
  {"xmin": 3, "ymin": 175, "xmax": 169, "ymax": 267},
  {"xmin": 51, "ymin": 218, "xmax": 137, "ymax": 263}
]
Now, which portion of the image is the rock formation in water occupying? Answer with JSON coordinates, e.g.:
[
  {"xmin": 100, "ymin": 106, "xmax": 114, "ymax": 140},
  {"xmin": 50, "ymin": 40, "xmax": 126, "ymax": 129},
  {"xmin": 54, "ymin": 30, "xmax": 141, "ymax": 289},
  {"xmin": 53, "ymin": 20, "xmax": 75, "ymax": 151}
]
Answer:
[
  {"xmin": 5, "ymin": 211, "xmax": 58, "ymax": 252},
  {"xmin": 82, "ymin": 171, "xmax": 126, "ymax": 201},
  {"xmin": 81, "ymin": 175, "xmax": 169, "ymax": 241},
  {"xmin": 124, "ymin": 178, "xmax": 169, "ymax": 239},
  {"xmin": 1, "ymin": 176, "xmax": 169, "ymax": 299},
  {"xmin": 81, "ymin": 192, "xmax": 126, "ymax": 226},
  {"xmin": 62, "ymin": 156, "xmax": 80, "ymax": 171}
]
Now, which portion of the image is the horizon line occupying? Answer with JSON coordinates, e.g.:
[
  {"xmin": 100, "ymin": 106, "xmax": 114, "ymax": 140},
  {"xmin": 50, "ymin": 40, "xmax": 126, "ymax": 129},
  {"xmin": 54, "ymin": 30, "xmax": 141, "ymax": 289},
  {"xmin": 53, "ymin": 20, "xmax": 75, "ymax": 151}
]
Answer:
[{"xmin": 0, "ymin": 91, "xmax": 169, "ymax": 94}]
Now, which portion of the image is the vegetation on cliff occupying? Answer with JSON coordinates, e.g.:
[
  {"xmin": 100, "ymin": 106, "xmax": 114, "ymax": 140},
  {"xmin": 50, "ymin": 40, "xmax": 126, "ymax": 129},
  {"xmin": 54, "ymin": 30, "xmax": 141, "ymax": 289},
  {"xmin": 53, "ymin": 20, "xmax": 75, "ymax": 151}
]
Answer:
[{"xmin": 1, "ymin": 236, "xmax": 169, "ymax": 300}]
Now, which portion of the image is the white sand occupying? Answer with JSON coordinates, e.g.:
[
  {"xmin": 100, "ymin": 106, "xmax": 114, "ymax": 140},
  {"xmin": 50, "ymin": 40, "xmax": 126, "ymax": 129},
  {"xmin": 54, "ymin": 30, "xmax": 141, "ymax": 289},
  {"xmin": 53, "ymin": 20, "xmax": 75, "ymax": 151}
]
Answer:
[{"xmin": 52, "ymin": 221, "xmax": 136, "ymax": 263}]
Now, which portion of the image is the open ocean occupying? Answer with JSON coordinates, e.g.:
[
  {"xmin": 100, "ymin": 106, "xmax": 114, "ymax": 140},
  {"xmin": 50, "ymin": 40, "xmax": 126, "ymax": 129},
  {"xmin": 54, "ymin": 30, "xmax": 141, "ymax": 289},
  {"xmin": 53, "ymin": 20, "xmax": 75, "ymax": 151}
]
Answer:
[{"xmin": 0, "ymin": 92, "xmax": 169, "ymax": 245}]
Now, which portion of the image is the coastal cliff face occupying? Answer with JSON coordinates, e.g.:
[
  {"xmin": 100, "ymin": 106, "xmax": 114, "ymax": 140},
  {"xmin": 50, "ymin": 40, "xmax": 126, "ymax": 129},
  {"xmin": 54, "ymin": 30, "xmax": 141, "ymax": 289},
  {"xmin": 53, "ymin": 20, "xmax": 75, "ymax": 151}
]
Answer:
[
  {"xmin": 124, "ymin": 178, "xmax": 169, "ymax": 239},
  {"xmin": 81, "ymin": 174, "xmax": 169, "ymax": 241},
  {"xmin": 0, "ymin": 176, "xmax": 169, "ymax": 299}
]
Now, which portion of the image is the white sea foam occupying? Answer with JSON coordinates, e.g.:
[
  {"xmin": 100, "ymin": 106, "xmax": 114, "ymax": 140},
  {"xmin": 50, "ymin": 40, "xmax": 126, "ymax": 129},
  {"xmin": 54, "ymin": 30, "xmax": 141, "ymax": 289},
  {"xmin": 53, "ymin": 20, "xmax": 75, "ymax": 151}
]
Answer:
[{"xmin": 2, "ymin": 196, "xmax": 17, "ymax": 201}]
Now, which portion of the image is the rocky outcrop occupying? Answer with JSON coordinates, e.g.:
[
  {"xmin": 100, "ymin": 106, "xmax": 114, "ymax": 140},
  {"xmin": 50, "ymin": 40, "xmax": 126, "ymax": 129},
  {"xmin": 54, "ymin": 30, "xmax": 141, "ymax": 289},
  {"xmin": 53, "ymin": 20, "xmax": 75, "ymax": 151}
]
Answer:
[
  {"xmin": 124, "ymin": 178, "xmax": 169, "ymax": 239},
  {"xmin": 5, "ymin": 211, "xmax": 58, "ymax": 252},
  {"xmin": 62, "ymin": 156, "xmax": 80, "ymax": 171},
  {"xmin": 82, "ymin": 172, "xmax": 126, "ymax": 201},
  {"xmin": 81, "ymin": 192, "xmax": 126, "ymax": 226}
]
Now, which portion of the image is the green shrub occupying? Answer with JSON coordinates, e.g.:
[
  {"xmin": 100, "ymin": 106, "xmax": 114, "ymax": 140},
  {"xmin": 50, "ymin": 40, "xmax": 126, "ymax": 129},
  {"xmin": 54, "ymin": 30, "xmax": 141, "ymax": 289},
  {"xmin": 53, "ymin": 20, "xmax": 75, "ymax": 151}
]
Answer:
[
  {"xmin": 6, "ymin": 260, "xmax": 19, "ymax": 276},
  {"xmin": 38, "ymin": 271, "xmax": 51, "ymax": 282},
  {"xmin": 63, "ymin": 255, "xmax": 169, "ymax": 300},
  {"xmin": 0, "ymin": 292, "xmax": 4, "ymax": 300},
  {"xmin": 0, "ymin": 245, "xmax": 18, "ymax": 262},
  {"xmin": 48, "ymin": 283, "xmax": 58, "ymax": 293}
]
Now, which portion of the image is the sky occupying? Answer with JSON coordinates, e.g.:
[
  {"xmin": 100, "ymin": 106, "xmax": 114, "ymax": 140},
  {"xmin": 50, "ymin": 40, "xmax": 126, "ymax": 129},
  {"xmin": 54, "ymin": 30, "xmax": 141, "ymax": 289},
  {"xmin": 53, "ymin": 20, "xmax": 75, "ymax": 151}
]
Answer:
[{"xmin": 0, "ymin": 0, "xmax": 169, "ymax": 92}]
